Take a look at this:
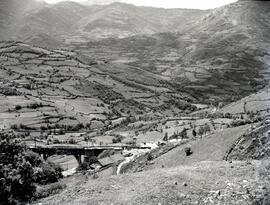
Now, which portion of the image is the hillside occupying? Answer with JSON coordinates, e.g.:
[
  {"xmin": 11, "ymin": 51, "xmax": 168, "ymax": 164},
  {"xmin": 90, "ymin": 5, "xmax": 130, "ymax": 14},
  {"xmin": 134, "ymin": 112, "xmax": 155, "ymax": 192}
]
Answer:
[
  {"xmin": 0, "ymin": 0, "xmax": 46, "ymax": 39},
  {"xmin": 34, "ymin": 160, "xmax": 270, "ymax": 205},
  {"xmin": 32, "ymin": 94, "xmax": 270, "ymax": 205},
  {"xmin": 4, "ymin": 1, "xmax": 270, "ymax": 104},
  {"xmin": 71, "ymin": 2, "xmax": 207, "ymax": 40},
  {"xmin": 0, "ymin": 41, "xmax": 196, "ymax": 135},
  {"xmin": 0, "ymin": 1, "xmax": 208, "ymax": 44},
  {"xmin": 77, "ymin": 0, "xmax": 270, "ymax": 103},
  {"xmin": 1, "ymin": 1, "xmax": 270, "ymax": 204},
  {"xmin": 120, "ymin": 125, "xmax": 250, "ymax": 173},
  {"xmin": 33, "ymin": 114, "xmax": 270, "ymax": 204}
]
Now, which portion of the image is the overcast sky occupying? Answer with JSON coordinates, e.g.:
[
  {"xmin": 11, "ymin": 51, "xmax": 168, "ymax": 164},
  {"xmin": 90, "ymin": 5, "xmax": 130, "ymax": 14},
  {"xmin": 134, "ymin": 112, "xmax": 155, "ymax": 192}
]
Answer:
[{"xmin": 42, "ymin": 0, "xmax": 238, "ymax": 9}]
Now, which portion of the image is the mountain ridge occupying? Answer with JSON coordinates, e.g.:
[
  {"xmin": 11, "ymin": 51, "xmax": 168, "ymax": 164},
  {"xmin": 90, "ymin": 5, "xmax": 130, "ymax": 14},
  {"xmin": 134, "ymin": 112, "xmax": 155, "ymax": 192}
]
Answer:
[{"xmin": 0, "ymin": 0, "xmax": 208, "ymax": 43}]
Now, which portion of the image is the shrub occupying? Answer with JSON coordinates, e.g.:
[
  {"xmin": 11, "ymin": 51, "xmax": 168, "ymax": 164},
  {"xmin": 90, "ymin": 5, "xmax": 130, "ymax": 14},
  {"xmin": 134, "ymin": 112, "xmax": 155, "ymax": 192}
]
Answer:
[
  {"xmin": 180, "ymin": 128, "xmax": 188, "ymax": 139},
  {"xmin": 192, "ymin": 129, "xmax": 197, "ymax": 137},
  {"xmin": 184, "ymin": 147, "xmax": 192, "ymax": 156},
  {"xmin": 147, "ymin": 153, "xmax": 153, "ymax": 161},
  {"xmin": 77, "ymin": 162, "xmax": 89, "ymax": 171},
  {"xmin": 198, "ymin": 126, "xmax": 205, "ymax": 137},
  {"xmin": 163, "ymin": 133, "xmax": 169, "ymax": 141},
  {"xmin": 68, "ymin": 138, "xmax": 76, "ymax": 144},
  {"xmin": 0, "ymin": 132, "xmax": 36, "ymax": 204},
  {"xmin": 0, "ymin": 131, "xmax": 63, "ymax": 204},
  {"xmin": 27, "ymin": 103, "xmax": 43, "ymax": 109},
  {"xmin": 10, "ymin": 124, "xmax": 18, "ymax": 130},
  {"xmin": 34, "ymin": 162, "xmax": 63, "ymax": 185},
  {"xmin": 15, "ymin": 105, "xmax": 22, "ymax": 110},
  {"xmin": 112, "ymin": 135, "xmax": 123, "ymax": 144},
  {"xmin": 34, "ymin": 182, "xmax": 66, "ymax": 199}
]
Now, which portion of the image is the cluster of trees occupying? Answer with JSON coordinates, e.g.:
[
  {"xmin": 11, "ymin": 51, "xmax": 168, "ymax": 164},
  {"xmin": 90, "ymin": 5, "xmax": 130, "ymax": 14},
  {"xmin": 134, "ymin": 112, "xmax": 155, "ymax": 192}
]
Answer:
[
  {"xmin": 163, "ymin": 128, "xmax": 188, "ymax": 141},
  {"xmin": 170, "ymin": 128, "xmax": 188, "ymax": 140},
  {"xmin": 0, "ymin": 131, "xmax": 63, "ymax": 204},
  {"xmin": 27, "ymin": 102, "xmax": 44, "ymax": 109},
  {"xmin": 112, "ymin": 135, "xmax": 124, "ymax": 144},
  {"xmin": 229, "ymin": 116, "xmax": 262, "ymax": 128},
  {"xmin": 197, "ymin": 124, "xmax": 211, "ymax": 137},
  {"xmin": 10, "ymin": 123, "xmax": 32, "ymax": 131},
  {"xmin": 13, "ymin": 103, "xmax": 44, "ymax": 112},
  {"xmin": 41, "ymin": 123, "xmax": 85, "ymax": 132},
  {"xmin": 196, "ymin": 111, "xmax": 234, "ymax": 119}
]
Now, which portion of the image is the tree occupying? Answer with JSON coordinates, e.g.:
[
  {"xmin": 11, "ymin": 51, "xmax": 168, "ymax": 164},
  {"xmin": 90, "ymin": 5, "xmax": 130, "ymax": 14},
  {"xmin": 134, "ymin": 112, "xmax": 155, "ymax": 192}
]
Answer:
[
  {"xmin": 15, "ymin": 105, "xmax": 22, "ymax": 110},
  {"xmin": 184, "ymin": 147, "xmax": 193, "ymax": 156},
  {"xmin": 0, "ymin": 131, "xmax": 63, "ymax": 204},
  {"xmin": 112, "ymin": 135, "xmax": 123, "ymax": 144},
  {"xmin": 198, "ymin": 126, "xmax": 205, "ymax": 137},
  {"xmin": 0, "ymin": 131, "xmax": 36, "ymax": 204},
  {"xmin": 210, "ymin": 119, "xmax": 216, "ymax": 130},
  {"xmin": 240, "ymin": 114, "xmax": 244, "ymax": 120},
  {"xmin": 204, "ymin": 124, "xmax": 211, "ymax": 134},
  {"xmin": 180, "ymin": 128, "xmax": 188, "ymax": 139},
  {"xmin": 192, "ymin": 129, "xmax": 197, "ymax": 137},
  {"xmin": 163, "ymin": 133, "xmax": 169, "ymax": 142}
]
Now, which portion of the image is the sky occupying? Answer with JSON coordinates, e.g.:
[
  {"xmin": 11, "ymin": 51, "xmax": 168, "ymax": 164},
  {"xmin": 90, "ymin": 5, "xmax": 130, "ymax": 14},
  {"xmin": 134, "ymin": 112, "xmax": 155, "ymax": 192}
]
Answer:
[{"xmin": 42, "ymin": 0, "xmax": 238, "ymax": 9}]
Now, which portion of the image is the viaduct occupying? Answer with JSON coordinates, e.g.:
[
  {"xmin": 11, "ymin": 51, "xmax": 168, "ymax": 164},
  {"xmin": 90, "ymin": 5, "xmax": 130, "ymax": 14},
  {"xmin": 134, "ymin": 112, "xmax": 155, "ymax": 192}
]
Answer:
[{"xmin": 29, "ymin": 144, "xmax": 151, "ymax": 166}]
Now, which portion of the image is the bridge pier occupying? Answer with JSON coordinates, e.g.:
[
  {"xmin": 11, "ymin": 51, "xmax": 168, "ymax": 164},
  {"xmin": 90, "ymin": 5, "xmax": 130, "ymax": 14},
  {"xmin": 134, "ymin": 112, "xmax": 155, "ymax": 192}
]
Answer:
[
  {"xmin": 84, "ymin": 150, "xmax": 95, "ymax": 164},
  {"xmin": 74, "ymin": 154, "xmax": 83, "ymax": 166},
  {"xmin": 41, "ymin": 153, "xmax": 52, "ymax": 161}
]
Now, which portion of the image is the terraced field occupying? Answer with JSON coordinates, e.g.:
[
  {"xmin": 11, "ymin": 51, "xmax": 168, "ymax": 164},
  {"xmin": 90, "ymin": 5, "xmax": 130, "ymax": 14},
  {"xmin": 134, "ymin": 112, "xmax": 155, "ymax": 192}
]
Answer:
[
  {"xmin": 1, "ymin": 1, "xmax": 270, "ymax": 204},
  {"xmin": 0, "ymin": 41, "xmax": 197, "ymax": 143}
]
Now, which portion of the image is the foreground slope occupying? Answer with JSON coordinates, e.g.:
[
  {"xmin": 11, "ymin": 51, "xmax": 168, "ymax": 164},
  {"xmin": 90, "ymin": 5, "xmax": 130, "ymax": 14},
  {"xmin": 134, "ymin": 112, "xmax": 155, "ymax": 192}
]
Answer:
[
  {"xmin": 120, "ymin": 125, "xmax": 250, "ymax": 173},
  {"xmin": 34, "ymin": 160, "xmax": 270, "ymax": 205},
  {"xmin": 34, "ymin": 119, "xmax": 270, "ymax": 204}
]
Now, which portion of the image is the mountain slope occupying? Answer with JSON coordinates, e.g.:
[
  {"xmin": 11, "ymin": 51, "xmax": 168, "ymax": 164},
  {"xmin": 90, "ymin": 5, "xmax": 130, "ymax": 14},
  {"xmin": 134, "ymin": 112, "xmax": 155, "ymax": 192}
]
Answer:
[
  {"xmin": 13, "ymin": 2, "xmax": 93, "ymax": 42},
  {"xmin": 72, "ymin": 2, "xmax": 207, "ymax": 40},
  {"xmin": 0, "ymin": 1, "xmax": 208, "ymax": 44},
  {"xmin": 77, "ymin": 0, "xmax": 270, "ymax": 103},
  {"xmin": 3, "ymin": 0, "xmax": 269, "ymax": 104},
  {"xmin": 0, "ymin": 41, "xmax": 196, "ymax": 132},
  {"xmin": 0, "ymin": 0, "xmax": 46, "ymax": 39}
]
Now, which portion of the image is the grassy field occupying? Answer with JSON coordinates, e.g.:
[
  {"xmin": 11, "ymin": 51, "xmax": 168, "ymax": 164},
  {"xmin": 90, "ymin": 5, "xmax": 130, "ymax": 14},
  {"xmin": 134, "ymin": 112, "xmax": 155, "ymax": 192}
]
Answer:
[
  {"xmin": 221, "ymin": 88, "xmax": 270, "ymax": 114},
  {"xmin": 34, "ymin": 160, "xmax": 270, "ymax": 205},
  {"xmin": 144, "ymin": 125, "xmax": 250, "ymax": 170}
]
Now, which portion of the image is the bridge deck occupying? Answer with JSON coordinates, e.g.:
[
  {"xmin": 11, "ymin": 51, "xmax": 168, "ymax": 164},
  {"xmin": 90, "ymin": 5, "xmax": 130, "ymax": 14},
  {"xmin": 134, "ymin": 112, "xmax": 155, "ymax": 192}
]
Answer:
[
  {"xmin": 29, "ymin": 144, "xmax": 151, "ymax": 151},
  {"xmin": 28, "ymin": 144, "xmax": 151, "ymax": 164}
]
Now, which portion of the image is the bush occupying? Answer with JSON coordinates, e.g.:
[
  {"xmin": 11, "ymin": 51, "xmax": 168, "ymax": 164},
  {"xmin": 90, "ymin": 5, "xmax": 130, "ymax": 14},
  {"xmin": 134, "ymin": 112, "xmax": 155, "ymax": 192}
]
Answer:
[
  {"xmin": 112, "ymin": 135, "xmax": 123, "ymax": 144},
  {"xmin": 163, "ymin": 133, "xmax": 169, "ymax": 141},
  {"xmin": 15, "ymin": 105, "xmax": 22, "ymax": 110},
  {"xmin": 27, "ymin": 103, "xmax": 43, "ymax": 109},
  {"xmin": 0, "ymin": 131, "xmax": 63, "ymax": 204},
  {"xmin": 147, "ymin": 153, "xmax": 153, "ymax": 161},
  {"xmin": 34, "ymin": 162, "xmax": 63, "ymax": 185},
  {"xmin": 192, "ymin": 129, "xmax": 197, "ymax": 137},
  {"xmin": 0, "ymin": 132, "xmax": 36, "ymax": 204},
  {"xmin": 184, "ymin": 147, "xmax": 192, "ymax": 156},
  {"xmin": 34, "ymin": 182, "xmax": 66, "ymax": 199},
  {"xmin": 77, "ymin": 162, "xmax": 89, "ymax": 171},
  {"xmin": 68, "ymin": 138, "xmax": 76, "ymax": 144},
  {"xmin": 180, "ymin": 128, "xmax": 188, "ymax": 139},
  {"xmin": 10, "ymin": 124, "xmax": 18, "ymax": 130}
]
